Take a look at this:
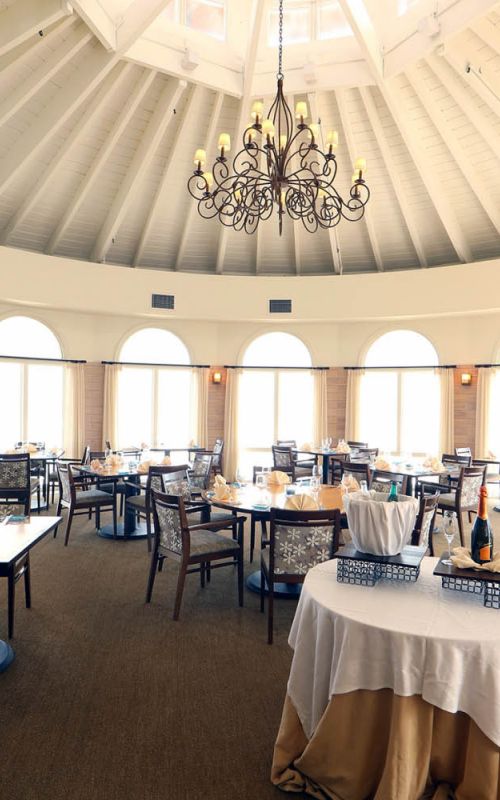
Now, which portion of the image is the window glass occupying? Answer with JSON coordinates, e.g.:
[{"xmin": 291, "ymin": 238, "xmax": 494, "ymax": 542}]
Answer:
[
  {"xmin": 487, "ymin": 371, "xmax": 500, "ymax": 457},
  {"xmin": 278, "ymin": 371, "xmax": 314, "ymax": 443},
  {"xmin": 268, "ymin": 4, "xmax": 310, "ymax": 46},
  {"xmin": 120, "ymin": 327, "xmax": 190, "ymax": 364},
  {"xmin": 27, "ymin": 364, "xmax": 64, "ymax": 447},
  {"xmin": 359, "ymin": 371, "xmax": 398, "ymax": 453},
  {"xmin": 0, "ymin": 362, "xmax": 22, "ymax": 450},
  {"xmin": 243, "ymin": 331, "xmax": 311, "ymax": 367},
  {"xmin": 186, "ymin": 0, "xmax": 225, "ymax": 40},
  {"xmin": 365, "ymin": 329, "xmax": 438, "ymax": 368},
  {"xmin": 157, "ymin": 369, "xmax": 194, "ymax": 448},
  {"xmin": 0, "ymin": 315, "xmax": 61, "ymax": 358},
  {"xmin": 317, "ymin": 1, "xmax": 352, "ymax": 40},
  {"xmin": 117, "ymin": 368, "xmax": 153, "ymax": 448}
]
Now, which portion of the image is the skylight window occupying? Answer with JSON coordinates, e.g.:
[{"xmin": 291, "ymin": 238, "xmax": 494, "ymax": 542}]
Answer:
[
  {"xmin": 162, "ymin": 0, "xmax": 226, "ymax": 41},
  {"xmin": 268, "ymin": 1, "xmax": 352, "ymax": 46},
  {"xmin": 398, "ymin": 0, "xmax": 420, "ymax": 15}
]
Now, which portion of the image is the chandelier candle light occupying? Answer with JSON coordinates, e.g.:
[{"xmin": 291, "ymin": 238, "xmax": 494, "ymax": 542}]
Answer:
[{"xmin": 188, "ymin": 0, "xmax": 370, "ymax": 235}]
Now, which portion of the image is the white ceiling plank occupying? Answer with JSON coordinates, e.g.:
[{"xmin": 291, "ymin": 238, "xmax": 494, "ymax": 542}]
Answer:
[
  {"xmin": 91, "ymin": 78, "xmax": 187, "ymax": 263},
  {"xmin": 116, "ymin": 0, "xmax": 172, "ymax": 52},
  {"xmin": 0, "ymin": 24, "xmax": 93, "ymax": 130},
  {"xmin": 337, "ymin": 0, "xmax": 384, "ymax": 80},
  {"xmin": 308, "ymin": 91, "xmax": 341, "ymax": 275},
  {"xmin": 0, "ymin": 15, "xmax": 74, "ymax": 81},
  {"xmin": 444, "ymin": 48, "xmax": 500, "ymax": 120},
  {"xmin": 336, "ymin": 87, "xmax": 384, "ymax": 272},
  {"xmin": 406, "ymin": 65, "xmax": 500, "ymax": 236},
  {"xmin": 0, "ymin": 46, "xmax": 120, "ymax": 196},
  {"xmin": 427, "ymin": 52, "xmax": 500, "ymax": 158},
  {"xmin": 375, "ymin": 79, "xmax": 472, "ymax": 263},
  {"xmin": 1, "ymin": 63, "xmax": 131, "ymax": 245},
  {"xmin": 70, "ymin": 0, "xmax": 115, "ymax": 50},
  {"xmin": 132, "ymin": 83, "xmax": 199, "ymax": 268},
  {"xmin": 358, "ymin": 86, "xmax": 428, "ymax": 268},
  {"xmin": 174, "ymin": 91, "xmax": 224, "ymax": 271},
  {"xmin": 215, "ymin": 0, "xmax": 266, "ymax": 275},
  {"xmin": 471, "ymin": 16, "xmax": 500, "ymax": 57},
  {"xmin": 46, "ymin": 67, "xmax": 156, "ymax": 256},
  {"xmin": 0, "ymin": 0, "xmax": 72, "ymax": 58}
]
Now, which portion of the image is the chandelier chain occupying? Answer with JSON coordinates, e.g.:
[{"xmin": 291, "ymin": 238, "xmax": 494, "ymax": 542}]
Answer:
[{"xmin": 278, "ymin": 0, "xmax": 284, "ymax": 80}]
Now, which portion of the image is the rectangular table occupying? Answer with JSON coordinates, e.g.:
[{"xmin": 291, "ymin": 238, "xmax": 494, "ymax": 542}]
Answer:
[{"xmin": 0, "ymin": 515, "xmax": 61, "ymax": 638}]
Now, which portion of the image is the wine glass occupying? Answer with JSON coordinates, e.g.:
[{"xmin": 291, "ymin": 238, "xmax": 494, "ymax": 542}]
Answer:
[
  {"xmin": 442, "ymin": 511, "xmax": 457, "ymax": 566},
  {"xmin": 311, "ymin": 464, "xmax": 321, "ymax": 493},
  {"xmin": 341, "ymin": 472, "xmax": 352, "ymax": 494},
  {"xmin": 256, "ymin": 472, "xmax": 266, "ymax": 490}
]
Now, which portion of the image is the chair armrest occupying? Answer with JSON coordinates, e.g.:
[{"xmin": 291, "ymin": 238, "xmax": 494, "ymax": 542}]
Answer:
[
  {"xmin": 417, "ymin": 481, "xmax": 449, "ymax": 496},
  {"xmin": 188, "ymin": 515, "xmax": 245, "ymax": 532}
]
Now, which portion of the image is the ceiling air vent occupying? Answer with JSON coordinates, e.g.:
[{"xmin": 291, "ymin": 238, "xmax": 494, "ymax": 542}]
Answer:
[
  {"xmin": 269, "ymin": 299, "xmax": 292, "ymax": 314},
  {"xmin": 152, "ymin": 293, "xmax": 175, "ymax": 310}
]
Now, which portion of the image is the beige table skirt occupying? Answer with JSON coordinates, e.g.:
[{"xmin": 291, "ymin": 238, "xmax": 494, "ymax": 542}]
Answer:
[{"xmin": 271, "ymin": 690, "xmax": 500, "ymax": 800}]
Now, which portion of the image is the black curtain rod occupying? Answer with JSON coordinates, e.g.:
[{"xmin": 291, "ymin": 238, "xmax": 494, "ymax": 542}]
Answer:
[
  {"xmin": 475, "ymin": 364, "xmax": 500, "ymax": 368},
  {"xmin": 344, "ymin": 364, "xmax": 457, "ymax": 371},
  {"xmin": 224, "ymin": 365, "xmax": 329, "ymax": 371},
  {"xmin": 0, "ymin": 354, "xmax": 86, "ymax": 364},
  {"xmin": 102, "ymin": 360, "xmax": 210, "ymax": 369}
]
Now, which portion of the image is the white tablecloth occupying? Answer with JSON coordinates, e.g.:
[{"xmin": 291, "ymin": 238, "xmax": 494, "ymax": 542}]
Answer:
[{"xmin": 288, "ymin": 557, "xmax": 500, "ymax": 746}]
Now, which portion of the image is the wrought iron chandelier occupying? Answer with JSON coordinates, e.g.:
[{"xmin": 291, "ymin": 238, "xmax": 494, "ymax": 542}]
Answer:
[{"xmin": 188, "ymin": 0, "xmax": 370, "ymax": 235}]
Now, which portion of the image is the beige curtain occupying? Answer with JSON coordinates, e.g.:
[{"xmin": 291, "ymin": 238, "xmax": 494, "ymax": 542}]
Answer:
[
  {"xmin": 475, "ymin": 367, "xmax": 493, "ymax": 458},
  {"xmin": 437, "ymin": 368, "xmax": 454, "ymax": 455},
  {"xmin": 195, "ymin": 367, "xmax": 209, "ymax": 448},
  {"xmin": 313, "ymin": 370, "xmax": 328, "ymax": 445},
  {"xmin": 102, "ymin": 364, "xmax": 120, "ymax": 450},
  {"xmin": 63, "ymin": 363, "xmax": 86, "ymax": 458},
  {"xmin": 345, "ymin": 369, "xmax": 363, "ymax": 442},
  {"xmin": 223, "ymin": 368, "xmax": 241, "ymax": 481}
]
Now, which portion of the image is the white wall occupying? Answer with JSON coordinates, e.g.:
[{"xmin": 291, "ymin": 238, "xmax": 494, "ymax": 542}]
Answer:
[{"xmin": 1, "ymin": 245, "xmax": 499, "ymax": 365}]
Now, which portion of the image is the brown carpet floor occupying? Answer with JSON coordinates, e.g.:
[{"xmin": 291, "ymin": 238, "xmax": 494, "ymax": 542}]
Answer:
[
  {"xmin": 0, "ymin": 509, "xmax": 297, "ymax": 800},
  {"xmin": 0, "ymin": 498, "xmax": 496, "ymax": 800}
]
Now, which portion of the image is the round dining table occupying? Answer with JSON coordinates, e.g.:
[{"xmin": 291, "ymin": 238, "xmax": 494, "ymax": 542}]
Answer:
[
  {"xmin": 203, "ymin": 481, "xmax": 344, "ymax": 596},
  {"xmin": 272, "ymin": 556, "xmax": 500, "ymax": 799}
]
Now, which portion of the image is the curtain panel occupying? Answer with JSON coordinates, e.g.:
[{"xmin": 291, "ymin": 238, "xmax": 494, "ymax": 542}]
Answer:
[
  {"xmin": 313, "ymin": 370, "xmax": 328, "ymax": 445},
  {"xmin": 436, "ymin": 368, "xmax": 454, "ymax": 455},
  {"xmin": 195, "ymin": 367, "xmax": 209, "ymax": 448},
  {"xmin": 102, "ymin": 364, "xmax": 120, "ymax": 450},
  {"xmin": 223, "ymin": 368, "xmax": 241, "ymax": 482},
  {"xmin": 63, "ymin": 363, "xmax": 85, "ymax": 459},
  {"xmin": 475, "ymin": 367, "xmax": 494, "ymax": 459},
  {"xmin": 345, "ymin": 369, "xmax": 363, "ymax": 442}
]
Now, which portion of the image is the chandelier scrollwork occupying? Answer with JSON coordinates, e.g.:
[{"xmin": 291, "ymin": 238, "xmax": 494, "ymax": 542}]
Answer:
[{"xmin": 188, "ymin": 0, "xmax": 370, "ymax": 236}]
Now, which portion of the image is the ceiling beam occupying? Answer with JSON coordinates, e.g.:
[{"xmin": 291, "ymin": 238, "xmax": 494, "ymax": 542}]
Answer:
[
  {"xmin": 174, "ymin": 91, "xmax": 224, "ymax": 271},
  {"xmin": 0, "ymin": 15, "xmax": 74, "ymax": 81},
  {"xmin": 470, "ymin": 16, "xmax": 500, "ymax": 57},
  {"xmin": 132, "ymin": 83, "xmax": 199, "ymax": 268},
  {"xmin": 116, "ymin": 0, "xmax": 172, "ymax": 52},
  {"xmin": 46, "ymin": 68, "xmax": 156, "ymax": 255},
  {"xmin": 1, "ymin": 64, "xmax": 130, "ymax": 246},
  {"xmin": 308, "ymin": 91, "xmax": 342, "ymax": 275},
  {"xmin": 0, "ymin": 47, "xmax": 120, "ymax": 197},
  {"xmin": 70, "ymin": 0, "xmax": 115, "ymax": 50},
  {"xmin": 215, "ymin": 0, "xmax": 266, "ymax": 275},
  {"xmin": 406, "ymin": 64, "xmax": 500, "ymax": 236},
  {"xmin": 0, "ymin": 23, "xmax": 93, "ymax": 130},
  {"xmin": 336, "ymin": 0, "xmax": 384, "ymax": 80},
  {"xmin": 427, "ymin": 52, "xmax": 500, "ymax": 159},
  {"xmin": 358, "ymin": 85, "xmax": 428, "ymax": 268},
  {"xmin": 0, "ymin": 0, "xmax": 72, "ymax": 58},
  {"xmin": 336, "ymin": 87, "xmax": 384, "ymax": 271},
  {"xmin": 444, "ymin": 48, "xmax": 500, "ymax": 120},
  {"xmin": 91, "ymin": 79, "xmax": 186, "ymax": 263}
]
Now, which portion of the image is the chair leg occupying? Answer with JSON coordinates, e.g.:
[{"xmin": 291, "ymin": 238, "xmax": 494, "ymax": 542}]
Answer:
[
  {"xmin": 173, "ymin": 562, "xmax": 188, "ymax": 621},
  {"xmin": 250, "ymin": 516, "xmax": 256, "ymax": 563},
  {"xmin": 120, "ymin": 493, "xmax": 124, "ymax": 517},
  {"xmin": 145, "ymin": 546, "xmax": 159, "ymax": 603},
  {"xmin": 95, "ymin": 507, "xmax": 101, "ymax": 530},
  {"xmin": 267, "ymin": 578, "xmax": 274, "ymax": 645},
  {"xmin": 24, "ymin": 555, "xmax": 31, "ymax": 609},
  {"xmin": 457, "ymin": 510, "xmax": 465, "ymax": 548},
  {"xmin": 7, "ymin": 568, "xmax": 15, "ymax": 639},
  {"xmin": 260, "ymin": 564, "xmax": 265, "ymax": 613},
  {"xmin": 237, "ymin": 550, "xmax": 244, "ymax": 607},
  {"xmin": 146, "ymin": 511, "xmax": 152, "ymax": 553},
  {"xmin": 206, "ymin": 563, "xmax": 211, "ymax": 583},
  {"xmin": 112, "ymin": 502, "xmax": 117, "ymax": 539},
  {"xmin": 64, "ymin": 509, "xmax": 75, "ymax": 546},
  {"xmin": 200, "ymin": 563, "xmax": 205, "ymax": 588},
  {"xmin": 36, "ymin": 485, "xmax": 41, "ymax": 515},
  {"xmin": 158, "ymin": 555, "xmax": 165, "ymax": 572}
]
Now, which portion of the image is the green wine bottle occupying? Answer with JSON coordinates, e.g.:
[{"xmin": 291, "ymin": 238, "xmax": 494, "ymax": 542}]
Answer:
[
  {"xmin": 471, "ymin": 485, "xmax": 493, "ymax": 564},
  {"xmin": 387, "ymin": 481, "xmax": 398, "ymax": 502}
]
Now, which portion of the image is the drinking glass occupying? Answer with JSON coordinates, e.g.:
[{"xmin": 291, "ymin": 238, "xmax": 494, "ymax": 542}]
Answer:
[
  {"xmin": 311, "ymin": 464, "xmax": 321, "ymax": 493},
  {"xmin": 442, "ymin": 511, "xmax": 457, "ymax": 566},
  {"xmin": 256, "ymin": 472, "xmax": 266, "ymax": 490},
  {"xmin": 341, "ymin": 472, "xmax": 352, "ymax": 493},
  {"xmin": 326, "ymin": 437, "xmax": 332, "ymax": 450}
]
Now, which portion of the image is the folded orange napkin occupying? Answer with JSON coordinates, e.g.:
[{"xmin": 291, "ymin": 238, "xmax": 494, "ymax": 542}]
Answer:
[
  {"xmin": 374, "ymin": 458, "xmax": 391, "ymax": 471},
  {"xmin": 285, "ymin": 493, "xmax": 319, "ymax": 511},
  {"xmin": 300, "ymin": 442, "xmax": 312, "ymax": 452},
  {"xmin": 267, "ymin": 471, "xmax": 291, "ymax": 485},
  {"xmin": 214, "ymin": 474, "xmax": 227, "ymax": 486},
  {"xmin": 341, "ymin": 475, "xmax": 360, "ymax": 492},
  {"xmin": 214, "ymin": 484, "xmax": 233, "ymax": 502},
  {"xmin": 336, "ymin": 441, "xmax": 351, "ymax": 454},
  {"xmin": 137, "ymin": 461, "xmax": 152, "ymax": 474},
  {"xmin": 161, "ymin": 456, "xmax": 171, "ymax": 465}
]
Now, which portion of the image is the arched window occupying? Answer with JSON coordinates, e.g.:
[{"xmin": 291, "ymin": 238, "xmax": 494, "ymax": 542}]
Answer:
[
  {"xmin": 359, "ymin": 330, "xmax": 440, "ymax": 455},
  {"xmin": 117, "ymin": 328, "xmax": 195, "ymax": 450},
  {"xmin": 0, "ymin": 316, "xmax": 63, "ymax": 450},
  {"xmin": 237, "ymin": 332, "xmax": 314, "ymax": 476}
]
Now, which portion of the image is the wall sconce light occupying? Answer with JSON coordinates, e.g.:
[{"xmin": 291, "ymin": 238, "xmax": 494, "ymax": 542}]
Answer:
[
  {"xmin": 212, "ymin": 370, "xmax": 222, "ymax": 385},
  {"xmin": 461, "ymin": 372, "xmax": 472, "ymax": 386}
]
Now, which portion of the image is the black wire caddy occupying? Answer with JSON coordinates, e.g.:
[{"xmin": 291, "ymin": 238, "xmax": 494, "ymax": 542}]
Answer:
[
  {"xmin": 434, "ymin": 555, "xmax": 500, "ymax": 609},
  {"xmin": 335, "ymin": 545, "xmax": 427, "ymax": 587}
]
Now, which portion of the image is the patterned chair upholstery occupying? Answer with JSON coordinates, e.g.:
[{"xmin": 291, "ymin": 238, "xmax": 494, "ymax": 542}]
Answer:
[
  {"xmin": 261, "ymin": 507, "xmax": 341, "ymax": 644},
  {"xmin": 271, "ymin": 445, "xmax": 311, "ymax": 481},
  {"xmin": 411, "ymin": 494, "xmax": 439, "ymax": 553},
  {"xmin": 188, "ymin": 453, "xmax": 213, "ymax": 492},
  {"xmin": 146, "ymin": 491, "xmax": 245, "ymax": 620},
  {"xmin": 0, "ymin": 453, "xmax": 36, "ymax": 515},
  {"xmin": 370, "ymin": 470, "xmax": 409, "ymax": 496},
  {"xmin": 276, "ymin": 440, "xmax": 317, "ymax": 471},
  {"xmin": 419, "ymin": 466, "xmax": 486, "ymax": 548}
]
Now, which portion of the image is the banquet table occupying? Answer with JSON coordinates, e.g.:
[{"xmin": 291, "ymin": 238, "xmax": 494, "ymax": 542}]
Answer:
[
  {"xmin": 76, "ymin": 464, "xmax": 146, "ymax": 540},
  {"xmin": 272, "ymin": 556, "xmax": 500, "ymax": 799}
]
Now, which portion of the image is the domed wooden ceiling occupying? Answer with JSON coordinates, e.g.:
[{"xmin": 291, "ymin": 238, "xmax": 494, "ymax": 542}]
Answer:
[{"xmin": 0, "ymin": 0, "xmax": 499, "ymax": 276}]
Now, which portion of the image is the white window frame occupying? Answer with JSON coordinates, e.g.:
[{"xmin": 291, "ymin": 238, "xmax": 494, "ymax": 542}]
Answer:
[{"xmin": 166, "ymin": 0, "xmax": 227, "ymax": 41}]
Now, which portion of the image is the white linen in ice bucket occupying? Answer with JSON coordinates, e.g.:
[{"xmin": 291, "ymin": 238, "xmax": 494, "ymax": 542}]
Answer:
[{"xmin": 344, "ymin": 491, "xmax": 419, "ymax": 556}]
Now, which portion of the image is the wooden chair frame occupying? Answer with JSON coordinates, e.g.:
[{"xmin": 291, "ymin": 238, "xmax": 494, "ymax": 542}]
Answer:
[{"xmin": 56, "ymin": 464, "xmax": 117, "ymax": 546}]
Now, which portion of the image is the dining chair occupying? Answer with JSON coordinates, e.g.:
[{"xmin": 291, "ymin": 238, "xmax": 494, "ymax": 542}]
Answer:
[
  {"xmin": 89, "ymin": 449, "xmax": 129, "ymax": 513},
  {"xmin": 418, "ymin": 466, "xmax": 486, "ymax": 547},
  {"xmin": 276, "ymin": 440, "xmax": 317, "ymax": 470},
  {"xmin": 370, "ymin": 470, "xmax": 409, "ymax": 495},
  {"xmin": 411, "ymin": 494, "xmax": 440, "ymax": 553},
  {"xmin": 271, "ymin": 445, "xmax": 312, "ymax": 481},
  {"xmin": 56, "ymin": 464, "xmax": 118, "ymax": 545},
  {"xmin": 347, "ymin": 440, "xmax": 368, "ymax": 448},
  {"xmin": 350, "ymin": 447, "xmax": 379, "ymax": 463},
  {"xmin": 261, "ymin": 507, "xmax": 341, "ymax": 644},
  {"xmin": 146, "ymin": 490, "xmax": 245, "ymax": 620},
  {"xmin": 340, "ymin": 461, "xmax": 370, "ymax": 486},
  {"xmin": 125, "ymin": 465, "xmax": 183, "ymax": 553},
  {"xmin": 0, "ymin": 453, "xmax": 35, "ymax": 516},
  {"xmin": 472, "ymin": 459, "xmax": 500, "ymax": 494},
  {"xmin": 455, "ymin": 447, "xmax": 472, "ymax": 458},
  {"xmin": 188, "ymin": 452, "xmax": 213, "ymax": 493}
]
